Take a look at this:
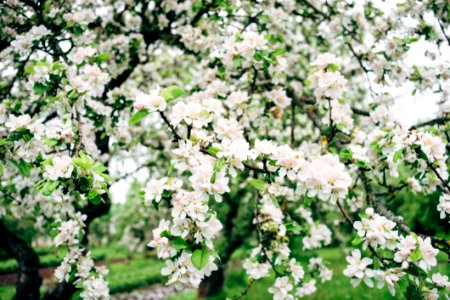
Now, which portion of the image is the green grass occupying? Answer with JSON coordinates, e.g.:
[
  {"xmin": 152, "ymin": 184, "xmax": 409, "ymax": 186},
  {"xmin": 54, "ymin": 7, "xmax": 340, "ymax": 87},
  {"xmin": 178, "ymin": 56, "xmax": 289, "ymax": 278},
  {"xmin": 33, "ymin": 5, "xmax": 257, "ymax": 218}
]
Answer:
[
  {"xmin": 106, "ymin": 257, "xmax": 164, "ymax": 294},
  {"xmin": 0, "ymin": 257, "xmax": 163, "ymax": 298},
  {"xmin": 0, "ymin": 244, "xmax": 129, "ymax": 274},
  {"xmin": 0, "ymin": 286, "xmax": 15, "ymax": 300}
]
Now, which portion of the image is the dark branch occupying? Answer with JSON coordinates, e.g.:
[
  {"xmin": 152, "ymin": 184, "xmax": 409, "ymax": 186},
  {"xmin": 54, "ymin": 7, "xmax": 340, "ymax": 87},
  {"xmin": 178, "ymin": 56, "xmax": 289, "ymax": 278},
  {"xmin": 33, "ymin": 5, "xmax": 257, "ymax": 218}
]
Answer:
[{"xmin": 409, "ymin": 117, "xmax": 450, "ymax": 130}]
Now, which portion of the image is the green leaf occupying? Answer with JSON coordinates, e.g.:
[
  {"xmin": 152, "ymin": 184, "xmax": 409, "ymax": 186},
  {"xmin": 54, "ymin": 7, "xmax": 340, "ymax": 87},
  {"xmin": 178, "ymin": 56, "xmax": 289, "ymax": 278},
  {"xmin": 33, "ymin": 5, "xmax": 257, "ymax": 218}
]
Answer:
[
  {"xmin": 304, "ymin": 196, "xmax": 314, "ymax": 207},
  {"xmin": 351, "ymin": 235, "xmax": 364, "ymax": 247},
  {"xmin": 356, "ymin": 160, "xmax": 370, "ymax": 169},
  {"xmin": 232, "ymin": 56, "xmax": 241, "ymax": 69},
  {"xmin": 92, "ymin": 162, "xmax": 107, "ymax": 173},
  {"xmin": 393, "ymin": 149, "xmax": 403, "ymax": 163},
  {"xmin": 87, "ymin": 190, "xmax": 98, "ymax": 200},
  {"xmin": 89, "ymin": 194, "xmax": 102, "ymax": 205},
  {"xmin": 248, "ymin": 179, "xmax": 266, "ymax": 191},
  {"xmin": 285, "ymin": 221, "xmax": 302, "ymax": 233},
  {"xmin": 214, "ymin": 157, "xmax": 226, "ymax": 172},
  {"xmin": 167, "ymin": 163, "xmax": 175, "ymax": 177},
  {"xmin": 328, "ymin": 63, "xmax": 339, "ymax": 72},
  {"xmin": 96, "ymin": 52, "xmax": 110, "ymax": 63},
  {"xmin": 67, "ymin": 90, "xmax": 79, "ymax": 100},
  {"xmin": 42, "ymin": 180, "xmax": 58, "ymax": 196},
  {"xmin": 192, "ymin": 249, "xmax": 209, "ymax": 270},
  {"xmin": 72, "ymin": 152, "xmax": 94, "ymax": 171},
  {"xmin": 161, "ymin": 86, "xmax": 185, "ymax": 104},
  {"xmin": 129, "ymin": 109, "xmax": 150, "ymax": 125},
  {"xmin": 254, "ymin": 50, "xmax": 264, "ymax": 61},
  {"xmin": 171, "ymin": 237, "xmax": 188, "ymax": 250},
  {"xmin": 339, "ymin": 148, "xmax": 352, "ymax": 162},
  {"xmin": 44, "ymin": 138, "xmax": 59, "ymax": 147},
  {"xmin": 0, "ymin": 163, "xmax": 3, "ymax": 177},
  {"xmin": 418, "ymin": 149, "xmax": 429, "ymax": 162},
  {"xmin": 160, "ymin": 230, "xmax": 170, "ymax": 238},
  {"xmin": 192, "ymin": 0, "xmax": 203, "ymax": 12},
  {"xmin": 50, "ymin": 220, "xmax": 61, "ymax": 237},
  {"xmin": 33, "ymin": 82, "xmax": 47, "ymax": 95},
  {"xmin": 398, "ymin": 276, "xmax": 409, "ymax": 295},
  {"xmin": 410, "ymin": 249, "xmax": 421, "ymax": 261},
  {"xmin": 72, "ymin": 25, "xmax": 83, "ymax": 36},
  {"xmin": 269, "ymin": 48, "xmax": 285, "ymax": 58},
  {"xmin": 207, "ymin": 146, "xmax": 220, "ymax": 157},
  {"xmin": 12, "ymin": 159, "xmax": 33, "ymax": 177},
  {"xmin": 210, "ymin": 171, "xmax": 217, "ymax": 184}
]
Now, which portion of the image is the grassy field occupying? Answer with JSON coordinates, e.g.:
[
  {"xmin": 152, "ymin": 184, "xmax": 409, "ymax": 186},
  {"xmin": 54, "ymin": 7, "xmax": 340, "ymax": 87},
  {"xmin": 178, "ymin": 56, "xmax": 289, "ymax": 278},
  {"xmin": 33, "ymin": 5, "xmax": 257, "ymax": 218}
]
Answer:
[{"xmin": 1, "ymin": 246, "xmax": 448, "ymax": 299}]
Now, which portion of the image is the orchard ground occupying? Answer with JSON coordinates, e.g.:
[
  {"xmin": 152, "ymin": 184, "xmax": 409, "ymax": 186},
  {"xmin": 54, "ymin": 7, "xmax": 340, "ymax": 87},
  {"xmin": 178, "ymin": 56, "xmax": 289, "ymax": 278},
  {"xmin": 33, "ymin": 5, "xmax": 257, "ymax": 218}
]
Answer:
[{"xmin": 1, "ymin": 246, "xmax": 447, "ymax": 299}]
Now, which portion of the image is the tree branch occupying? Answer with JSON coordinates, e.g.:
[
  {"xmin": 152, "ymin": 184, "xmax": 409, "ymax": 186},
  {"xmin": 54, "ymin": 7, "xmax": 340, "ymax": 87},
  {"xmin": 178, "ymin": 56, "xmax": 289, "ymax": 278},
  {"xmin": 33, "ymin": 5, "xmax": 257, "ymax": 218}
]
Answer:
[{"xmin": 409, "ymin": 117, "xmax": 450, "ymax": 130}]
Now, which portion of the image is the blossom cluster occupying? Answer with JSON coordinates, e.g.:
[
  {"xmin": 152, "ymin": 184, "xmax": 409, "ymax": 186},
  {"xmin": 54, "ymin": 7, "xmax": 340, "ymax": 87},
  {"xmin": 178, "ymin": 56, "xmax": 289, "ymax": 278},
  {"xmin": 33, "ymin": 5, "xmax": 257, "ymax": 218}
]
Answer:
[
  {"xmin": 346, "ymin": 208, "xmax": 443, "ymax": 296},
  {"xmin": 53, "ymin": 213, "xmax": 109, "ymax": 300}
]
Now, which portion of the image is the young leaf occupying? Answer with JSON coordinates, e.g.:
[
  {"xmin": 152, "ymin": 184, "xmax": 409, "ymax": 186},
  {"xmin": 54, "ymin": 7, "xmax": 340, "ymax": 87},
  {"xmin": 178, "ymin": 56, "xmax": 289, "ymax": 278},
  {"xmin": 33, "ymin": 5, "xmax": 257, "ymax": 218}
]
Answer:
[
  {"xmin": 33, "ymin": 82, "xmax": 47, "ymax": 95},
  {"xmin": 248, "ymin": 179, "xmax": 266, "ymax": 191},
  {"xmin": 12, "ymin": 159, "xmax": 33, "ymax": 177},
  {"xmin": 285, "ymin": 221, "xmax": 302, "ymax": 233},
  {"xmin": 210, "ymin": 171, "xmax": 217, "ymax": 184},
  {"xmin": 96, "ymin": 52, "xmax": 110, "ymax": 63},
  {"xmin": 42, "ymin": 180, "xmax": 58, "ymax": 196},
  {"xmin": 304, "ymin": 196, "xmax": 314, "ymax": 207},
  {"xmin": 328, "ymin": 63, "xmax": 339, "ymax": 72},
  {"xmin": 161, "ymin": 86, "xmax": 185, "ymax": 103},
  {"xmin": 214, "ymin": 157, "xmax": 226, "ymax": 172},
  {"xmin": 129, "ymin": 109, "xmax": 150, "ymax": 126},
  {"xmin": 207, "ymin": 146, "xmax": 220, "ymax": 157},
  {"xmin": 351, "ymin": 235, "xmax": 364, "ymax": 247},
  {"xmin": 160, "ymin": 230, "xmax": 171, "ymax": 238},
  {"xmin": 393, "ymin": 149, "xmax": 403, "ymax": 163},
  {"xmin": 171, "ymin": 237, "xmax": 188, "ymax": 250},
  {"xmin": 192, "ymin": 249, "xmax": 209, "ymax": 270},
  {"xmin": 339, "ymin": 148, "xmax": 352, "ymax": 162},
  {"xmin": 89, "ymin": 194, "xmax": 102, "ymax": 205},
  {"xmin": 410, "ymin": 249, "xmax": 421, "ymax": 261},
  {"xmin": 269, "ymin": 48, "xmax": 285, "ymax": 58},
  {"xmin": 418, "ymin": 149, "xmax": 429, "ymax": 162}
]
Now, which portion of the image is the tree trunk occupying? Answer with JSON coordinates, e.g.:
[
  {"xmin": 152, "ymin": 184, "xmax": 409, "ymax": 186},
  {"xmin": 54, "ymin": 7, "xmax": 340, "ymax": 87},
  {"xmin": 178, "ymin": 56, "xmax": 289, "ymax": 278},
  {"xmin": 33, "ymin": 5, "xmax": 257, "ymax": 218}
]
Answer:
[
  {"xmin": 42, "ymin": 281, "xmax": 77, "ymax": 300},
  {"xmin": 0, "ymin": 220, "xmax": 42, "ymax": 300},
  {"xmin": 198, "ymin": 266, "xmax": 225, "ymax": 298}
]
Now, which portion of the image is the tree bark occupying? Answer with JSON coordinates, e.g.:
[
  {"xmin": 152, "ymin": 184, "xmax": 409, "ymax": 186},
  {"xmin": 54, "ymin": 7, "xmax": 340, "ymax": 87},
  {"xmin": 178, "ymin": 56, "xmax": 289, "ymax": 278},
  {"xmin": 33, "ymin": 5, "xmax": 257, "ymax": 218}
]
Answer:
[
  {"xmin": 0, "ymin": 220, "xmax": 42, "ymax": 300},
  {"xmin": 42, "ymin": 281, "xmax": 77, "ymax": 300}
]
